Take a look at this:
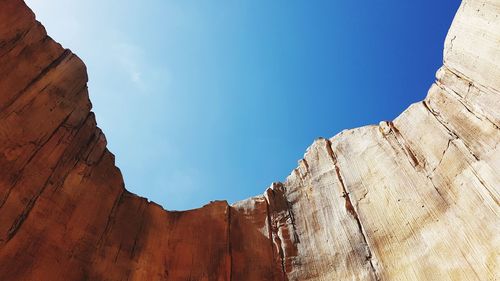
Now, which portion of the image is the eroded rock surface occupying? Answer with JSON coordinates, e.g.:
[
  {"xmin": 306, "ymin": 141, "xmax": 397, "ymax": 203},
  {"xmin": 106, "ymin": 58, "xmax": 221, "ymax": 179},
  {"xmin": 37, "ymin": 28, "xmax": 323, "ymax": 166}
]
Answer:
[{"xmin": 0, "ymin": 0, "xmax": 498, "ymax": 280}]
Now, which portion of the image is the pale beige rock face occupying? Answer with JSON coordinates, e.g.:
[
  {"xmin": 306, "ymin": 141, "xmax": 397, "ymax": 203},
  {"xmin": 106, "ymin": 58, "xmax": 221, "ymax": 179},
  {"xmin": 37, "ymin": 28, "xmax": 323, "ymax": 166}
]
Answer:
[
  {"xmin": 237, "ymin": 0, "xmax": 500, "ymax": 279},
  {"xmin": 0, "ymin": 0, "xmax": 498, "ymax": 280}
]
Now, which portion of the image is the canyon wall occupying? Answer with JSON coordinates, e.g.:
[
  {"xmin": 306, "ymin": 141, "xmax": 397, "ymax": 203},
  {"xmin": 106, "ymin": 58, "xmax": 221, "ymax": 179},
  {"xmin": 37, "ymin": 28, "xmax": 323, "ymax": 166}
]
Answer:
[{"xmin": 0, "ymin": 0, "xmax": 498, "ymax": 280}]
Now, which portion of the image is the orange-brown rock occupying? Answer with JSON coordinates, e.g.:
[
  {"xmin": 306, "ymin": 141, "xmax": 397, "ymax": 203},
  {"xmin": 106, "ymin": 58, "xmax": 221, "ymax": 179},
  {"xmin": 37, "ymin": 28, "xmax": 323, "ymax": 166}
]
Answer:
[{"xmin": 0, "ymin": 0, "xmax": 498, "ymax": 280}]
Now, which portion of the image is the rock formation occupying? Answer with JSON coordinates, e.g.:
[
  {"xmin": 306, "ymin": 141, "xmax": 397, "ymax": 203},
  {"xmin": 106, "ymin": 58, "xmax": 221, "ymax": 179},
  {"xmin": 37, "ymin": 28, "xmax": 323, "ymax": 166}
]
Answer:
[{"xmin": 0, "ymin": 0, "xmax": 498, "ymax": 280}]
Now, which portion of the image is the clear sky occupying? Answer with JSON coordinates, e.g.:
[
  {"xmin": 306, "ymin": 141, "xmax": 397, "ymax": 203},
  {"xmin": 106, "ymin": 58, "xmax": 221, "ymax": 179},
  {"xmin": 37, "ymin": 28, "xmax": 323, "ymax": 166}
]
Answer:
[{"xmin": 25, "ymin": 0, "xmax": 461, "ymax": 210}]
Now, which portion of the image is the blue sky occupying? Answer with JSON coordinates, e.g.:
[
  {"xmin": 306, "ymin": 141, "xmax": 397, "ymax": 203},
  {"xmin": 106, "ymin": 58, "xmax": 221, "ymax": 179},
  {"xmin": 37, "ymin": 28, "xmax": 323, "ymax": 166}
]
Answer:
[{"xmin": 25, "ymin": 0, "xmax": 461, "ymax": 210}]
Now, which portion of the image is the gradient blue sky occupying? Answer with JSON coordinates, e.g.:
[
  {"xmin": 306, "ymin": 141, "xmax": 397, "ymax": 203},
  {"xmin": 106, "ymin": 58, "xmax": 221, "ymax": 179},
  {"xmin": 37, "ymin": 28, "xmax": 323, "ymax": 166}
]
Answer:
[{"xmin": 25, "ymin": 0, "xmax": 461, "ymax": 210}]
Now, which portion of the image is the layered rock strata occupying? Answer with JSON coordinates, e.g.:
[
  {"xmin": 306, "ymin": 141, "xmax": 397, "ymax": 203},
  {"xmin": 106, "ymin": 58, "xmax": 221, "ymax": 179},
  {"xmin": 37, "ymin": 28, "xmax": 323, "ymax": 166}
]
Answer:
[{"xmin": 0, "ymin": 0, "xmax": 498, "ymax": 280}]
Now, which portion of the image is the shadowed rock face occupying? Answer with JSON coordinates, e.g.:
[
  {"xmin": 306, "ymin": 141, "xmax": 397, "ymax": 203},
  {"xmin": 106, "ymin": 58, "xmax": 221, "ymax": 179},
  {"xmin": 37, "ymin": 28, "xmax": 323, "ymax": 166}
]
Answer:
[{"xmin": 0, "ymin": 0, "xmax": 498, "ymax": 280}]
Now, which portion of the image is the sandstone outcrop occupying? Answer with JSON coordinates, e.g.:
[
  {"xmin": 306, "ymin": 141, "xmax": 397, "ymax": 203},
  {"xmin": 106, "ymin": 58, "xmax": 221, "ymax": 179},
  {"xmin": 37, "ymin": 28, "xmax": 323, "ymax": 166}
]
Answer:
[{"xmin": 0, "ymin": 0, "xmax": 498, "ymax": 280}]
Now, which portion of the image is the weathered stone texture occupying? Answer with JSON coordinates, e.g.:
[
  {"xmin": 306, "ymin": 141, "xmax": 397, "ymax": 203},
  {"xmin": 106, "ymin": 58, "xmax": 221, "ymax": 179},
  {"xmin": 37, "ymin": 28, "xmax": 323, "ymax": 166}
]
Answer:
[{"xmin": 0, "ymin": 0, "xmax": 498, "ymax": 280}]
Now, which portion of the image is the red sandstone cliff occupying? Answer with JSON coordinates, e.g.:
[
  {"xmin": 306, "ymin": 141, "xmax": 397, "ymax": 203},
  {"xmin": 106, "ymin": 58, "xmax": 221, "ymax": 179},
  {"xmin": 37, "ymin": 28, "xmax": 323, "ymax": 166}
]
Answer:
[{"xmin": 0, "ymin": 0, "xmax": 498, "ymax": 280}]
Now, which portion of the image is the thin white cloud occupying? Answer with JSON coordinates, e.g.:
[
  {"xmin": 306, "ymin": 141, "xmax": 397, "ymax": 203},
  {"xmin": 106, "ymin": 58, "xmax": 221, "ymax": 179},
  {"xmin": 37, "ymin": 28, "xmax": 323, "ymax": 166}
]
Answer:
[
  {"xmin": 111, "ymin": 42, "xmax": 172, "ymax": 92},
  {"xmin": 112, "ymin": 43, "xmax": 145, "ymax": 88}
]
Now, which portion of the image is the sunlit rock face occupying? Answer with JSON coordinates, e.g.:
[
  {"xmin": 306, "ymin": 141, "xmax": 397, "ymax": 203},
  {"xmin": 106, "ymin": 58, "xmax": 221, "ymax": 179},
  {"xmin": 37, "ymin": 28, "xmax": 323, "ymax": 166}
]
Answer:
[{"xmin": 0, "ymin": 0, "xmax": 498, "ymax": 280}]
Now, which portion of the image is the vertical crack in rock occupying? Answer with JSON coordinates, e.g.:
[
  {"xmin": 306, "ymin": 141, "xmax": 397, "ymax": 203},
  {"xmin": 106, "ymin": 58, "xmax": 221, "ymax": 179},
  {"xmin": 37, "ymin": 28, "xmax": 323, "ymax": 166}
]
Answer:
[
  {"xmin": 7, "ymin": 148, "xmax": 65, "ymax": 241},
  {"xmin": 4, "ymin": 109, "xmax": 93, "ymax": 242},
  {"xmin": 0, "ymin": 107, "xmax": 77, "ymax": 209},
  {"xmin": 268, "ymin": 189, "xmax": 288, "ymax": 281},
  {"xmin": 423, "ymin": 137, "xmax": 449, "ymax": 203},
  {"xmin": 380, "ymin": 121, "xmax": 422, "ymax": 168},
  {"xmin": 226, "ymin": 205, "xmax": 233, "ymax": 281},
  {"xmin": 273, "ymin": 182, "xmax": 300, "ymax": 245},
  {"xmin": 50, "ymin": 112, "xmax": 96, "ymax": 194},
  {"xmin": 130, "ymin": 201, "xmax": 147, "ymax": 259},
  {"xmin": 81, "ymin": 130, "xmax": 109, "ymax": 181},
  {"xmin": 275, "ymin": 228, "xmax": 287, "ymax": 281},
  {"xmin": 379, "ymin": 121, "xmax": 449, "ymax": 204},
  {"xmin": 263, "ymin": 194, "xmax": 280, "ymax": 281},
  {"xmin": 83, "ymin": 130, "xmax": 104, "ymax": 164},
  {"xmin": 0, "ymin": 80, "xmax": 88, "ymax": 211},
  {"xmin": 447, "ymin": 35, "xmax": 457, "ymax": 56},
  {"xmin": 285, "ymin": 197, "xmax": 300, "ymax": 244},
  {"xmin": 432, "ymin": 138, "xmax": 454, "ymax": 174},
  {"xmin": 113, "ymin": 243, "xmax": 122, "ymax": 264},
  {"xmin": 298, "ymin": 158, "xmax": 310, "ymax": 179},
  {"xmin": 265, "ymin": 183, "xmax": 298, "ymax": 281},
  {"xmin": 425, "ymin": 175, "xmax": 447, "ymax": 203},
  {"xmin": 324, "ymin": 139, "xmax": 380, "ymax": 281},
  {"xmin": 97, "ymin": 189, "xmax": 125, "ymax": 248}
]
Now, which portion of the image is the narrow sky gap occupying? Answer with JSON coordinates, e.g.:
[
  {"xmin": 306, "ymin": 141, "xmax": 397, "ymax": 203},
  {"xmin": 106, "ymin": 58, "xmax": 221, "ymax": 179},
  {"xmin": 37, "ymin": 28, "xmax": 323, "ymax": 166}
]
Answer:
[{"xmin": 25, "ymin": 0, "xmax": 461, "ymax": 210}]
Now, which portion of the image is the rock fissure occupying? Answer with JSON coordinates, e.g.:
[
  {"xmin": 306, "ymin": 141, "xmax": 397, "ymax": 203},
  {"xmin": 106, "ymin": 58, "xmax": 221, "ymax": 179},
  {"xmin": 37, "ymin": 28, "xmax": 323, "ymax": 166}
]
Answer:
[
  {"xmin": 130, "ymin": 202, "xmax": 147, "ymax": 259},
  {"xmin": 5, "ymin": 126, "xmax": 75, "ymax": 242},
  {"xmin": 422, "ymin": 100, "xmax": 480, "ymax": 161},
  {"xmin": 0, "ymin": 49, "xmax": 72, "ymax": 114},
  {"xmin": 97, "ymin": 189, "xmax": 125, "ymax": 248},
  {"xmin": 226, "ymin": 205, "xmax": 233, "ymax": 281},
  {"xmin": 436, "ymin": 81, "xmax": 500, "ymax": 130},
  {"xmin": 324, "ymin": 139, "xmax": 380, "ymax": 281},
  {"xmin": 0, "ymin": 105, "xmax": 78, "ymax": 209}
]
